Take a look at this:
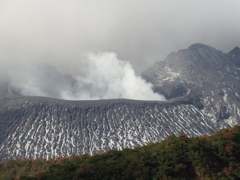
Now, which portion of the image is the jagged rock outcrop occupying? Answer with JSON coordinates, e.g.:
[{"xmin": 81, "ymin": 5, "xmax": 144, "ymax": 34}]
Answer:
[{"xmin": 142, "ymin": 43, "xmax": 240, "ymax": 124}]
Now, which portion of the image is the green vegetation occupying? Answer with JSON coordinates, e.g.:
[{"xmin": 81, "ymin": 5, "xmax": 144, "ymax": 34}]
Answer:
[{"xmin": 1, "ymin": 126, "xmax": 240, "ymax": 179}]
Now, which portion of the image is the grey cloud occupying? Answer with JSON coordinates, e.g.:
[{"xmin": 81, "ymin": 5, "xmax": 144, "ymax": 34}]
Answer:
[
  {"xmin": 1, "ymin": 0, "xmax": 239, "ymax": 73},
  {"xmin": 0, "ymin": 0, "xmax": 239, "ymax": 99},
  {"xmin": 6, "ymin": 53, "xmax": 165, "ymax": 100}
]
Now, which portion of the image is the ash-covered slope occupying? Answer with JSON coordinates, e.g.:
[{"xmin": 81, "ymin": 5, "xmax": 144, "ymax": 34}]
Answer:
[
  {"xmin": 0, "ymin": 94, "xmax": 222, "ymax": 160},
  {"xmin": 1, "ymin": 43, "xmax": 240, "ymax": 160},
  {"xmin": 142, "ymin": 43, "xmax": 240, "ymax": 124}
]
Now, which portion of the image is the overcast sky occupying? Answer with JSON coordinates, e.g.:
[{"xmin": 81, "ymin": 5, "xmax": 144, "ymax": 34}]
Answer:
[
  {"xmin": 0, "ymin": 0, "xmax": 240, "ymax": 100},
  {"xmin": 0, "ymin": 0, "xmax": 240, "ymax": 74}
]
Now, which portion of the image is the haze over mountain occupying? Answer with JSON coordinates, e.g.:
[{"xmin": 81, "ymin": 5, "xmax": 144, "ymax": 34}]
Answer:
[
  {"xmin": 1, "ymin": 43, "xmax": 240, "ymax": 160},
  {"xmin": 1, "ymin": 53, "xmax": 164, "ymax": 101}
]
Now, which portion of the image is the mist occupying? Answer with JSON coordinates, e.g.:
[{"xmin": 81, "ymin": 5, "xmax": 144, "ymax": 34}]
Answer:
[
  {"xmin": 6, "ymin": 53, "xmax": 165, "ymax": 100},
  {"xmin": 0, "ymin": 0, "xmax": 240, "ymax": 100}
]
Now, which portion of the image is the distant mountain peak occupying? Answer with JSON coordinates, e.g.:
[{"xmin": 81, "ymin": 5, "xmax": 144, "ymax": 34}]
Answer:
[
  {"xmin": 229, "ymin": 46, "xmax": 240, "ymax": 55},
  {"xmin": 142, "ymin": 43, "xmax": 240, "ymax": 99},
  {"xmin": 233, "ymin": 46, "xmax": 240, "ymax": 50},
  {"xmin": 188, "ymin": 43, "xmax": 214, "ymax": 50},
  {"xmin": 187, "ymin": 43, "xmax": 221, "ymax": 54}
]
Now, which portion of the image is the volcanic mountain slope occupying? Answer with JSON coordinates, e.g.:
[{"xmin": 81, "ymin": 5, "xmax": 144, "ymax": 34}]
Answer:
[
  {"xmin": 0, "ymin": 94, "xmax": 216, "ymax": 160},
  {"xmin": 0, "ymin": 43, "xmax": 240, "ymax": 160},
  {"xmin": 142, "ymin": 43, "xmax": 240, "ymax": 124}
]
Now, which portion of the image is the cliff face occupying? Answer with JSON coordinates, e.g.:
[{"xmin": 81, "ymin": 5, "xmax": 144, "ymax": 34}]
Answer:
[{"xmin": 1, "ymin": 43, "xmax": 240, "ymax": 160}]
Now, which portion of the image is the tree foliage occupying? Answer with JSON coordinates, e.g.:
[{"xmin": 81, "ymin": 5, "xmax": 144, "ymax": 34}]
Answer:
[{"xmin": 1, "ymin": 125, "xmax": 240, "ymax": 179}]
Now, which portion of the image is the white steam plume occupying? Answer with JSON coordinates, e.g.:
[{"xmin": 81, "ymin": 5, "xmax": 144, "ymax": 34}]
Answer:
[{"xmin": 7, "ymin": 53, "xmax": 165, "ymax": 101}]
